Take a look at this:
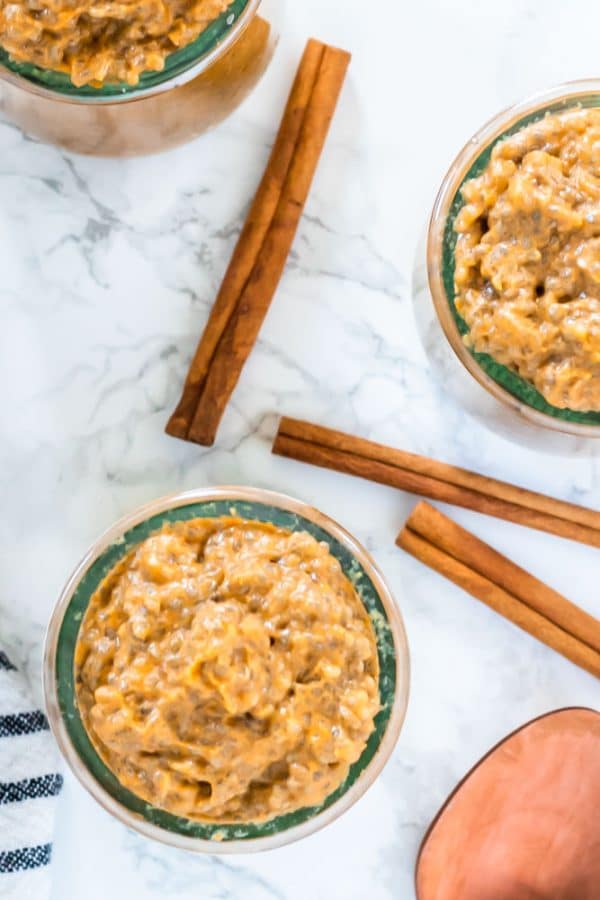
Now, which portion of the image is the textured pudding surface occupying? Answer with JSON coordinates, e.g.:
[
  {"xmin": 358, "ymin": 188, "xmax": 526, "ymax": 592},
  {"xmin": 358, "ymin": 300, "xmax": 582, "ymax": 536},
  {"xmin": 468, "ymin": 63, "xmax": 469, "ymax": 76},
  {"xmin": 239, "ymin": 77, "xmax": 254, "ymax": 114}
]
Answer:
[
  {"xmin": 74, "ymin": 517, "xmax": 380, "ymax": 824},
  {"xmin": 0, "ymin": 0, "xmax": 228, "ymax": 86},
  {"xmin": 454, "ymin": 108, "xmax": 600, "ymax": 412}
]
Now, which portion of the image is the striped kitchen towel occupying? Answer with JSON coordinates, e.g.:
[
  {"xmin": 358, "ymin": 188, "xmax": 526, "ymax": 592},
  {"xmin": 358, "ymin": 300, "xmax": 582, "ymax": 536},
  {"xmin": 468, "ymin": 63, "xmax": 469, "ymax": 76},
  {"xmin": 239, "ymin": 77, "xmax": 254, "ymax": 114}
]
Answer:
[{"xmin": 0, "ymin": 647, "xmax": 62, "ymax": 899}]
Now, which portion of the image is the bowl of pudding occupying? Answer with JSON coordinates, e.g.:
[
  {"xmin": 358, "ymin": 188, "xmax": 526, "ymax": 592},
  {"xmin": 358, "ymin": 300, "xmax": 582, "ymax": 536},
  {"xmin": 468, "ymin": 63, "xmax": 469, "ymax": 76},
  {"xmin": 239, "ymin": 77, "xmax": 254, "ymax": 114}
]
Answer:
[
  {"xmin": 44, "ymin": 487, "xmax": 409, "ymax": 852},
  {"xmin": 415, "ymin": 80, "xmax": 600, "ymax": 445},
  {"xmin": 0, "ymin": 0, "xmax": 281, "ymax": 155}
]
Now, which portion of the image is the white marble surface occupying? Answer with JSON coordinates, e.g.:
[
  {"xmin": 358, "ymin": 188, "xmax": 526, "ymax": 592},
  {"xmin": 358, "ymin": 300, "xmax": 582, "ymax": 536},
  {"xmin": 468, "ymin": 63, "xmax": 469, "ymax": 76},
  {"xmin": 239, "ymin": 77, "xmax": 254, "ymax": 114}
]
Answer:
[{"xmin": 1, "ymin": 0, "xmax": 599, "ymax": 896}]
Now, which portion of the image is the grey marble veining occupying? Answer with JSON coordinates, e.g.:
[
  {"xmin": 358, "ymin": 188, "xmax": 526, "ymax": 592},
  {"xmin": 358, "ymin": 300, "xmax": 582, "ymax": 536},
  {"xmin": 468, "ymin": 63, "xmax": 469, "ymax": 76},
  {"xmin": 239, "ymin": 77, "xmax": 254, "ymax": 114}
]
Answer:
[{"xmin": 1, "ymin": 0, "xmax": 599, "ymax": 898}]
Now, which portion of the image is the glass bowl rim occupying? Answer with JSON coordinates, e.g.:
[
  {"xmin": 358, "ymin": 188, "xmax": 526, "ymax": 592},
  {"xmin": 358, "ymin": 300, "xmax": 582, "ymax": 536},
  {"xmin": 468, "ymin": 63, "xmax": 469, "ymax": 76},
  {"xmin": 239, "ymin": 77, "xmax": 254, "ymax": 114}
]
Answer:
[
  {"xmin": 43, "ymin": 485, "xmax": 410, "ymax": 854},
  {"xmin": 0, "ymin": 0, "xmax": 260, "ymax": 104},
  {"xmin": 426, "ymin": 77, "xmax": 600, "ymax": 438}
]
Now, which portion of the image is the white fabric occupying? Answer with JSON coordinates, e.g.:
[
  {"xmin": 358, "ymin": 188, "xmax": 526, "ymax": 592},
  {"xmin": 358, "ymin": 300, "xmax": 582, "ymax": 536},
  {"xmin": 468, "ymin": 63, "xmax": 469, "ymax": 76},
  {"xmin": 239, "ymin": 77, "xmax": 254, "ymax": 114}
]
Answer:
[
  {"xmin": 0, "ymin": 669, "xmax": 38, "ymax": 717},
  {"xmin": 0, "ymin": 732, "xmax": 60, "ymax": 785},
  {"xmin": 0, "ymin": 647, "xmax": 62, "ymax": 900},
  {"xmin": 2, "ymin": 866, "xmax": 51, "ymax": 900},
  {"xmin": 0, "ymin": 799, "xmax": 58, "ymax": 855}
]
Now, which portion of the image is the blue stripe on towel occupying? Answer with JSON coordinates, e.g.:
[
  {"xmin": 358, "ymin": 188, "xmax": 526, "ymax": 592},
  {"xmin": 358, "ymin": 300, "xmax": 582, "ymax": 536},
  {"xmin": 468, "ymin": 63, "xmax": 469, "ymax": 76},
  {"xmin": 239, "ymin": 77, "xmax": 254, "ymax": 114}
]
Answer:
[
  {"xmin": 0, "ymin": 774, "xmax": 63, "ymax": 805},
  {"xmin": 0, "ymin": 710, "xmax": 49, "ymax": 739},
  {"xmin": 0, "ymin": 843, "xmax": 52, "ymax": 873}
]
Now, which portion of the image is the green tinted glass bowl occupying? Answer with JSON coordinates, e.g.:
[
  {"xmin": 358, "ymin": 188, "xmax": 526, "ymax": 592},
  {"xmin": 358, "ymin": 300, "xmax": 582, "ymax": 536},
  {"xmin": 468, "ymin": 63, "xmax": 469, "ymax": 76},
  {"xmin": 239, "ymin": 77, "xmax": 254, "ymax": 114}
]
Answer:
[
  {"xmin": 0, "ymin": 0, "xmax": 280, "ymax": 155},
  {"xmin": 43, "ymin": 487, "xmax": 410, "ymax": 853},
  {"xmin": 427, "ymin": 79, "xmax": 600, "ymax": 438},
  {"xmin": 0, "ymin": 0, "xmax": 252, "ymax": 100}
]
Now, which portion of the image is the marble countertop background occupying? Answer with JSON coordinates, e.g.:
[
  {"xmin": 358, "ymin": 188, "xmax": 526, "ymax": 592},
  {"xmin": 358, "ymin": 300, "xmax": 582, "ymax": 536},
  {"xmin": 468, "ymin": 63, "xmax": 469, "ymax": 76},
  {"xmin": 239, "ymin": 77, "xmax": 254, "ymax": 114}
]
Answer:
[{"xmin": 1, "ymin": 0, "xmax": 599, "ymax": 897}]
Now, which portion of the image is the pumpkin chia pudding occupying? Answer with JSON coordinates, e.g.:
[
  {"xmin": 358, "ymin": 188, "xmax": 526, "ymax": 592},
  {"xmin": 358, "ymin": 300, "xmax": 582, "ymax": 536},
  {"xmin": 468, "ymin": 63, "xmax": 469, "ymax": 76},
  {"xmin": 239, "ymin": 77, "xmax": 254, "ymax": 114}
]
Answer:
[
  {"xmin": 0, "ymin": 0, "xmax": 229, "ymax": 85},
  {"xmin": 454, "ymin": 107, "xmax": 600, "ymax": 412},
  {"xmin": 74, "ymin": 517, "xmax": 380, "ymax": 824}
]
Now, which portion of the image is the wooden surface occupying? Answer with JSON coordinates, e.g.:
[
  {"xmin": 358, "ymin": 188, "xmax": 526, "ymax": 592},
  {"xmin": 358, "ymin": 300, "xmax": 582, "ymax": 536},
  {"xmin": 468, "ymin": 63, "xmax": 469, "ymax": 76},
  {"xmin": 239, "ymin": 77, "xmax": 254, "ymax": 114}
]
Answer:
[{"xmin": 416, "ymin": 708, "xmax": 600, "ymax": 900}]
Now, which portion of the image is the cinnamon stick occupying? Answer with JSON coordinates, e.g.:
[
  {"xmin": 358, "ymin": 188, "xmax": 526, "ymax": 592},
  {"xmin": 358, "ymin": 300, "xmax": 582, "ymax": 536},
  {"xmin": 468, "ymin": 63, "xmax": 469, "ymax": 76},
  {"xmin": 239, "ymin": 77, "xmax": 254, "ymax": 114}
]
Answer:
[
  {"xmin": 272, "ymin": 416, "xmax": 600, "ymax": 548},
  {"xmin": 397, "ymin": 502, "xmax": 600, "ymax": 680},
  {"xmin": 166, "ymin": 39, "xmax": 351, "ymax": 446}
]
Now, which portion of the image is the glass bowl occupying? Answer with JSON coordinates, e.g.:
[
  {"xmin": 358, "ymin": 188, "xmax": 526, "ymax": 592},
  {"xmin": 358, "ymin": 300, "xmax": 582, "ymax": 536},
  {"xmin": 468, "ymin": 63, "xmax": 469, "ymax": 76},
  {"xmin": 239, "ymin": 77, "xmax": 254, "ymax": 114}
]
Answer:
[
  {"xmin": 414, "ymin": 79, "xmax": 600, "ymax": 452},
  {"xmin": 43, "ymin": 486, "xmax": 410, "ymax": 853},
  {"xmin": 0, "ymin": 0, "xmax": 281, "ymax": 156}
]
